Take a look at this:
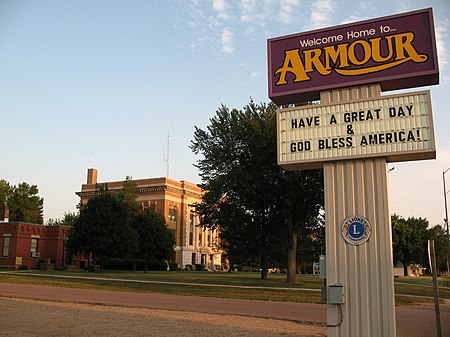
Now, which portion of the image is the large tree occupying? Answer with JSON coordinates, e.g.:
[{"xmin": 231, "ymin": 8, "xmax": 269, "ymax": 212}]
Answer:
[
  {"xmin": 46, "ymin": 211, "xmax": 79, "ymax": 227},
  {"xmin": 0, "ymin": 180, "xmax": 44, "ymax": 224},
  {"xmin": 278, "ymin": 170, "xmax": 324, "ymax": 283},
  {"xmin": 0, "ymin": 180, "xmax": 11, "ymax": 203},
  {"xmin": 191, "ymin": 102, "xmax": 280, "ymax": 279},
  {"xmin": 132, "ymin": 208, "xmax": 175, "ymax": 273},
  {"xmin": 191, "ymin": 100, "xmax": 324, "ymax": 281},
  {"xmin": 392, "ymin": 214, "xmax": 430, "ymax": 276},
  {"xmin": 67, "ymin": 193, "xmax": 138, "ymax": 269},
  {"xmin": 426, "ymin": 224, "xmax": 448, "ymax": 274}
]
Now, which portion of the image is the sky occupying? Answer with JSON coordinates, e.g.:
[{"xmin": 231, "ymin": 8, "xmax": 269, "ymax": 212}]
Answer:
[{"xmin": 0, "ymin": 0, "xmax": 449, "ymax": 228}]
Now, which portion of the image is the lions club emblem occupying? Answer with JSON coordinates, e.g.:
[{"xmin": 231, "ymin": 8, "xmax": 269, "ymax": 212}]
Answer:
[{"xmin": 341, "ymin": 215, "xmax": 372, "ymax": 245}]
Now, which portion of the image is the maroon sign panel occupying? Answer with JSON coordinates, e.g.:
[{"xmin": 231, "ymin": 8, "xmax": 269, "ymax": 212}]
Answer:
[{"xmin": 268, "ymin": 8, "xmax": 439, "ymax": 105}]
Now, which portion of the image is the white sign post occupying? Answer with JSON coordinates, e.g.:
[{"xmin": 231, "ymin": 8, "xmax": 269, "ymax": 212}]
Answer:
[
  {"xmin": 322, "ymin": 85, "xmax": 397, "ymax": 337},
  {"xmin": 276, "ymin": 84, "xmax": 436, "ymax": 336}
]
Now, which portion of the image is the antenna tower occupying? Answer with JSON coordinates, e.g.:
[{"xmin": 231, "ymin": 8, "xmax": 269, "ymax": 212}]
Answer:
[{"xmin": 163, "ymin": 123, "xmax": 170, "ymax": 177}]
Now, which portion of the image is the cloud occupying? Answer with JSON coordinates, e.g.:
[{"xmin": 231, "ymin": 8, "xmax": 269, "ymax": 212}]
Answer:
[
  {"xmin": 279, "ymin": 0, "xmax": 300, "ymax": 24},
  {"xmin": 250, "ymin": 71, "xmax": 263, "ymax": 79},
  {"xmin": 341, "ymin": 1, "xmax": 373, "ymax": 24},
  {"xmin": 221, "ymin": 28, "xmax": 234, "ymax": 54},
  {"xmin": 213, "ymin": 0, "xmax": 230, "ymax": 20},
  {"xmin": 435, "ymin": 18, "xmax": 448, "ymax": 73},
  {"xmin": 239, "ymin": 0, "xmax": 254, "ymax": 22},
  {"xmin": 309, "ymin": 0, "xmax": 336, "ymax": 29},
  {"xmin": 240, "ymin": 0, "xmax": 263, "ymax": 24}
]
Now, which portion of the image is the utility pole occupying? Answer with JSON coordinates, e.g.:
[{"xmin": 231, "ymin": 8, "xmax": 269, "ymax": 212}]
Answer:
[{"xmin": 443, "ymin": 168, "xmax": 450, "ymax": 276}]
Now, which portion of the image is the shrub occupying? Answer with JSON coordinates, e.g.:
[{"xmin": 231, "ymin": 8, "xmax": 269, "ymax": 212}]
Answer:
[
  {"xmin": 18, "ymin": 265, "xmax": 29, "ymax": 270},
  {"xmin": 195, "ymin": 264, "xmax": 206, "ymax": 271},
  {"xmin": 146, "ymin": 261, "xmax": 168, "ymax": 271},
  {"xmin": 184, "ymin": 264, "xmax": 195, "ymax": 271},
  {"xmin": 36, "ymin": 258, "xmax": 46, "ymax": 268},
  {"xmin": 169, "ymin": 262, "xmax": 179, "ymax": 271}
]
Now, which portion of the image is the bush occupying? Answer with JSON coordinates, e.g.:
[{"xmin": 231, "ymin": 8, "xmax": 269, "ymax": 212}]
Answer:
[
  {"xmin": 195, "ymin": 264, "xmax": 206, "ymax": 271},
  {"xmin": 146, "ymin": 261, "xmax": 168, "ymax": 271},
  {"xmin": 36, "ymin": 258, "xmax": 46, "ymax": 269},
  {"xmin": 169, "ymin": 262, "xmax": 179, "ymax": 271},
  {"xmin": 184, "ymin": 264, "xmax": 195, "ymax": 271},
  {"xmin": 18, "ymin": 265, "xmax": 29, "ymax": 270}
]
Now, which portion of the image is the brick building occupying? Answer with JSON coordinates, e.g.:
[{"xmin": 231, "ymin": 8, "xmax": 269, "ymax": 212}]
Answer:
[
  {"xmin": 0, "ymin": 202, "xmax": 70, "ymax": 269},
  {"xmin": 76, "ymin": 169, "xmax": 223, "ymax": 269}
]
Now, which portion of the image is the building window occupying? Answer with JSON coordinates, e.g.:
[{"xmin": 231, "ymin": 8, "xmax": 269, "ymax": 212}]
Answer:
[
  {"xmin": 189, "ymin": 216, "xmax": 194, "ymax": 246},
  {"xmin": 191, "ymin": 253, "xmax": 196, "ymax": 265},
  {"xmin": 31, "ymin": 238, "xmax": 39, "ymax": 257},
  {"xmin": 142, "ymin": 200, "xmax": 156, "ymax": 211},
  {"xmin": 199, "ymin": 233, "xmax": 203, "ymax": 247},
  {"xmin": 2, "ymin": 237, "xmax": 10, "ymax": 257},
  {"xmin": 168, "ymin": 209, "xmax": 177, "ymax": 222}
]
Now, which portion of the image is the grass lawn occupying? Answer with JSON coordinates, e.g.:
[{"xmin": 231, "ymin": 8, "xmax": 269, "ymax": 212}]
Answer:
[{"xmin": 0, "ymin": 269, "xmax": 448, "ymax": 305}]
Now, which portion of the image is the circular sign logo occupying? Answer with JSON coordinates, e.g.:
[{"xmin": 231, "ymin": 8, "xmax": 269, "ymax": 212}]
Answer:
[{"xmin": 341, "ymin": 215, "xmax": 372, "ymax": 245}]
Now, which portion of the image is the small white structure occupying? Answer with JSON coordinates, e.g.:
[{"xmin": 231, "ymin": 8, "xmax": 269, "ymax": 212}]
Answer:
[{"xmin": 393, "ymin": 263, "xmax": 424, "ymax": 277}]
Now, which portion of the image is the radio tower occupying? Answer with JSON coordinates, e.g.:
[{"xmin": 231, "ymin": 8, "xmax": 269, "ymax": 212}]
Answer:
[{"xmin": 163, "ymin": 123, "xmax": 170, "ymax": 178}]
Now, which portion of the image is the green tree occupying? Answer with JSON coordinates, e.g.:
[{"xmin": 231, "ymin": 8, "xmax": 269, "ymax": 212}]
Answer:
[
  {"xmin": 392, "ymin": 214, "xmax": 429, "ymax": 276},
  {"xmin": 7, "ymin": 182, "xmax": 44, "ymax": 224},
  {"xmin": 191, "ymin": 102, "xmax": 280, "ymax": 279},
  {"xmin": 427, "ymin": 224, "xmax": 448, "ymax": 274},
  {"xmin": 60, "ymin": 211, "xmax": 79, "ymax": 227},
  {"xmin": 296, "ymin": 216, "xmax": 325, "ymax": 273},
  {"xmin": 132, "ymin": 208, "xmax": 175, "ymax": 273},
  {"xmin": 191, "ymin": 100, "xmax": 324, "ymax": 281},
  {"xmin": 67, "ymin": 194, "xmax": 138, "ymax": 269},
  {"xmin": 46, "ymin": 211, "xmax": 79, "ymax": 227},
  {"xmin": 0, "ymin": 179, "xmax": 12, "ymax": 203},
  {"xmin": 278, "ymin": 170, "xmax": 324, "ymax": 283},
  {"xmin": 120, "ymin": 176, "xmax": 139, "ymax": 209}
]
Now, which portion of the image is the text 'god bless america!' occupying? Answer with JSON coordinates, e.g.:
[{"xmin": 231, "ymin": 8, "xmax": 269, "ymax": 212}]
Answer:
[{"xmin": 290, "ymin": 105, "xmax": 420, "ymax": 153}]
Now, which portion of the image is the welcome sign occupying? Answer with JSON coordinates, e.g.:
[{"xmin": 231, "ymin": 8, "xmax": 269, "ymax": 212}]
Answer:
[
  {"xmin": 277, "ymin": 90, "xmax": 435, "ymax": 170},
  {"xmin": 268, "ymin": 8, "xmax": 439, "ymax": 104}
]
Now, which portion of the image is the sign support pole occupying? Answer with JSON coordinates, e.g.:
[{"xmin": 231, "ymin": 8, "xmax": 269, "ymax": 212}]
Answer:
[{"xmin": 322, "ymin": 85, "xmax": 397, "ymax": 337}]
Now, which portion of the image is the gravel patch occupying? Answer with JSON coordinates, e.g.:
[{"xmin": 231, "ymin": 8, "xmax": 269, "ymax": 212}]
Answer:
[{"xmin": 0, "ymin": 297, "xmax": 326, "ymax": 337}]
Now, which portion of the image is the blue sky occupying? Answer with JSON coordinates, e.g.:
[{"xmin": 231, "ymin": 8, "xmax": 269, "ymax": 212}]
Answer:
[{"xmin": 0, "ymin": 0, "xmax": 449, "ymax": 227}]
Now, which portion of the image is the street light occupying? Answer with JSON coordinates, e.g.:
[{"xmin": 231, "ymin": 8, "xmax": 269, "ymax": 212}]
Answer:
[{"xmin": 444, "ymin": 168, "xmax": 450, "ymax": 276}]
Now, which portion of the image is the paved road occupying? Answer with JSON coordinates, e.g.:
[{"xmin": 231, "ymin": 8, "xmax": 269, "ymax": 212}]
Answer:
[{"xmin": 0, "ymin": 283, "xmax": 448, "ymax": 336}]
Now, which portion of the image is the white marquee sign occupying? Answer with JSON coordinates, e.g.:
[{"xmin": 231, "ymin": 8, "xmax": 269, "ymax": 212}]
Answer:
[{"xmin": 277, "ymin": 90, "xmax": 435, "ymax": 170}]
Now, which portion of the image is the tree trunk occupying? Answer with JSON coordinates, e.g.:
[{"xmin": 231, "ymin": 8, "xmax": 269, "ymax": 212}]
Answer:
[
  {"xmin": 287, "ymin": 230, "xmax": 298, "ymax": 284},
  {"xmin": 259, "ymin": 211, "xmax": 268, "ymax": 280},
  {"xmin": 403, "ymin": 257, "xmax": 408, "ymax": 276},
  {"xmin": 144, "ymin": 262, "xmax": 148, "ymax": 274},
  {"xmin": 132, "ymin": 261, "xmax": 136, "ymax": 271},
  {"xmin": 260, "ymin": 253, "xmax": 268, "ymax": 279}
]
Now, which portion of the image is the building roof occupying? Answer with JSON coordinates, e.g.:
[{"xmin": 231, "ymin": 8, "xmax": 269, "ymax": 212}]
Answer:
[{"xmin": 76, "ymin": 176, "xmax": 203, "ymax": 199}]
